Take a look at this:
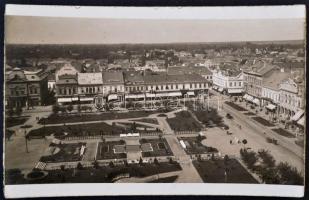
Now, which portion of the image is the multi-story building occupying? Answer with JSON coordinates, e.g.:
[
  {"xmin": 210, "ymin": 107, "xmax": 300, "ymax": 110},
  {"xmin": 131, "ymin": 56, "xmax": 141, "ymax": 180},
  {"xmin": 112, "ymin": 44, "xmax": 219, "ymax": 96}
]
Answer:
[
  {"xmin": 5, "ymin": 67, "xmax": 48, "ymax": 108},
  {"xmin": 279, "ymin": 78, "xmax": 304, "ymax": 119},
  {"xmin": 261, "ymin": 68, "xmax": 290, "ymax": 109},
  {"xmin": 145, "ymin": 60, "xmax": 166, "ymax": 72},
  {"xmin": 212, "ymin": 70, "xmax": 244, "ymax": 96},
  {"xmin": 78, "ymin": 73, "xmax": 103, "ymax": 104},
  {"xmin": 102, "ymin": 71, "xmax": 125, "ymax": 101},
  {"xmin": 243, "ymin": 61, "xmax": 276, "ymax": 106},
  {"xmin": 56, "ymin": 74, "xmax": 79, "ymax": 105}
]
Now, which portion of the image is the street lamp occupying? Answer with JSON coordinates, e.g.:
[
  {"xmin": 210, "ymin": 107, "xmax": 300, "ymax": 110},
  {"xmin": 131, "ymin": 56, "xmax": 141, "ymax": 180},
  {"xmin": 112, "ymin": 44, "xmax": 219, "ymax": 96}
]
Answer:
[{"xmin": 20, "ymin": 124, "xmax": 32, "ymax": 153}]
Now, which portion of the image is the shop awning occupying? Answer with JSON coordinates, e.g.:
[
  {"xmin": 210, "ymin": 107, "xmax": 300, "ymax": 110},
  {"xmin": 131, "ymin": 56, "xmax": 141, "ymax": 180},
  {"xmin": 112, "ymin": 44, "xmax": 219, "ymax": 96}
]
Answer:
[
  {"xmin": 80, "ymin": 97, "xmax": 94, "ymax": 102},
  {"xmin": 253, "ymin": 98, "xmax": 260, "ymax": 105},
  {"xmin": 187, "ymin": 91, "xmax": 195, "ymax": 96},
  {"xmin": 146, "ymin": 93, "xmax": 156, "ymax": 98},
  {"xmin": 71, "ymin": 97, "xmax": 79, "ymax": 101},
  {"xmin": 125, "ymin": 94, "xmax": 145, "ymax": 99},
  {"xmin": 291, "ymin": 110, "xmax": 304, "ymax": 121},
  {"xmin": 57, "ymin": 98, "xmax": 72, "ymax": 103},
  {"xmin": 218, "ymin": 87, "xmax": 224, "ymax": 92},
  {"xmin": 212, "ymin": 86, "xmax": 218, "ymax": 90},
  {"xmin": 169, "ymin": 92, "xmax": 182, "ymax": 97},
  {"xmin": 266, "ymin": 104, "xmax": 276, "ymax": 110},
  {"xmin": 243, "ymin": 94, "xmax": 248, "ymax": 99},
  {"xmin": 155, "ymin": 93, "xmax": 169, "ymax": 98},
  {"xmin": 228, "ymin": 89, "xmax": 243, "ymax": 94},
  {"xmin": 297, "ymin": 116, "xmax": 305, "ymax": 126},
  {"xmin": 108, "ymin": 94, "xmax": 118, "ymax": 101},
  {"xmin": 245, "ymin": 95, "xmax": 254, "ymax": 102}
]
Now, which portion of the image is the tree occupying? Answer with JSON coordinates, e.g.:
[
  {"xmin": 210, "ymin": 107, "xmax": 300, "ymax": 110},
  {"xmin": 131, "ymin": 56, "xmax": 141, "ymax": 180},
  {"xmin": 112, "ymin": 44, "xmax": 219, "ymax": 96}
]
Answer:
[
  {"xmin": 154, "ymin": 157, "xmax": 159, "ymax": 165},
  {"xmin": 109, "ymin": 161, "xmax": 115, "ymax": 168},
  {"xmin": 259, "ymin": 168, "xmax": 280, "ymax": 184},
  {"xmin": 77, "ymin": 162, "xmax": 83, "ymax": 170},
  {"xmin": 139, "ymin": 157, "xmax": 144, "ymax": 166},
  {"xmin": 240, "ymin": 148, "xmax": 258, "ymax": 170},
  {"xmin": 258, "ymin": 149, "xmax": 275, "ymax": 168},
  {"xmin": 67, "ymin": 104, "xmax": 73, "ymax": 113},
  {"xmin": 224, "ymin": 155, "xmax": 229, "ymax": 166},
  {"xmin": 52, "ymin": 105, "xmax": 60, "ymax": 114},
  {"xmin": 242, "ymin": 139, "xmax": 248, "ymax": 145},
  {"xmin": 93, "ymin": 160, "xmax": 100, "ymax": 169},
  {"xmin": 15, "ymin": 107, "xmax": 22, "ymax": 117},
  {"xmin": 277, "ymin": 162, "xmax": 303, "ymax": 185}
]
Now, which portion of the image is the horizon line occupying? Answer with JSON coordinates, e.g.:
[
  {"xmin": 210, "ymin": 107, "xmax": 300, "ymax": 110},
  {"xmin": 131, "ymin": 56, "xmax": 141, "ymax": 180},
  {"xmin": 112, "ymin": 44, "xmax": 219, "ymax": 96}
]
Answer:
[{"xmin": 5, "ymin": 39, "xmax": 305, "ymax": 46}]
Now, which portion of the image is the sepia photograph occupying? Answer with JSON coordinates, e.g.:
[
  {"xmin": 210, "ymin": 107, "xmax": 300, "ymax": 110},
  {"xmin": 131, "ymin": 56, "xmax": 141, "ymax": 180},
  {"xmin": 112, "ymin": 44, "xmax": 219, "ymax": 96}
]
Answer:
[{"xmin": 3, "ymin": 5, "xmax": 306, "ymax": 198}]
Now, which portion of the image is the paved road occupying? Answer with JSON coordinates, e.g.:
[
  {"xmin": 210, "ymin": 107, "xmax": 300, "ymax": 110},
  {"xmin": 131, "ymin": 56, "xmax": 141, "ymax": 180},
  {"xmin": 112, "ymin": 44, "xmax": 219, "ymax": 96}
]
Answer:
[{"xmin": 223, "ymin": 103, "xmax": 303, "ymax": 158}]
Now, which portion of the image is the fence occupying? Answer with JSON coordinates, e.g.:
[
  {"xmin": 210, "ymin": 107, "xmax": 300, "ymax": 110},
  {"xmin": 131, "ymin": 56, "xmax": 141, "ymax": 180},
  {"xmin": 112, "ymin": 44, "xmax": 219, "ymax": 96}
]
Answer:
[{"xmin": 175, "ymin": 131, "xmax": 199, "ymax": 135}]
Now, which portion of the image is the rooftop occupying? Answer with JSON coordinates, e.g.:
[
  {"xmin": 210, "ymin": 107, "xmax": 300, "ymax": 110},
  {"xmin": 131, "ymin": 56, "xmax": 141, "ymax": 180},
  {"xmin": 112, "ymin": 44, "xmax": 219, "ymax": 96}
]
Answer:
[
  {"xmin": 102, "ymin": 71, "xmax": 124, "ymax": 84},
  {"xmin": 262, "ymin": 69, "xmax": 291, "ymax": 90},
  {"xmin": 144, "ymin": 74, "xmax": 207, "ymax": 84},
  {"xmin": 78, "ymin": 73, "xmax": 103, "ymax": 85}
]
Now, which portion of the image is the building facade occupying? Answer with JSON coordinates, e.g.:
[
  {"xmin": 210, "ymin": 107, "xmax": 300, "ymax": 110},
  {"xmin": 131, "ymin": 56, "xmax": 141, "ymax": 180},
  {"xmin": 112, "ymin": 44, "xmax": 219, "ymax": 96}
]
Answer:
[
  {"xmin": 212, "ymin": 70, "xmax": 244, "ymax": 95},
  {"xmin": 5, "ymin": 68, "xmax": 48, "ymax": 108}
]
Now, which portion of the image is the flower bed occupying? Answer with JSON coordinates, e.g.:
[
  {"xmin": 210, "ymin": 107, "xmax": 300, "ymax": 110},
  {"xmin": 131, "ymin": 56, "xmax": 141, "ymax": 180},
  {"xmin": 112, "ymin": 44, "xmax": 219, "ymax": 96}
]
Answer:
[
  {"xmin": 224, "ymin": 101, "xmax": 248, "ymax": 112},
  {"xmin": 252, "ymin": 117, "xmax": 274, "ymax": 127},
  {"xmin": 272, "ymin": 128, "xmax": 295, "ymax": 138}
]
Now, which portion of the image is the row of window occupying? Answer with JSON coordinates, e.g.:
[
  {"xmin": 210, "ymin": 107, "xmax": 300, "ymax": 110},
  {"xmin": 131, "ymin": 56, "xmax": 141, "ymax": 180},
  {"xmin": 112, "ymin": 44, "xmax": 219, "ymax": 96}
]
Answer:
[
  {"xmin": 229, "ymin": 81, "xmax": 242, "ymax": 87},
  {"xmin": 244, "ymin": 75, "xmax": 262, "ymax": 85},
  {"xmin": 125, "ymin": 83, "xmax": 207, "ymax": 92},
  {"xmin": 58, "ymin": 87, "xmax": 77, "ymax": 95},
  {"xmin": 10, "ymin": 88, "xmax": 38, "ymax": 96}
]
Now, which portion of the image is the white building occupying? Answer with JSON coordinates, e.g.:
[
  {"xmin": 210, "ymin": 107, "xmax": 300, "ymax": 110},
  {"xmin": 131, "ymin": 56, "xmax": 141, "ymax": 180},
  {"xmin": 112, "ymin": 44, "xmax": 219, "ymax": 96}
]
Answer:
[
  {"xmin": 278, "ymin": 78, "xmax": 304, "ymax": 118},
  {"xmin": 212, "ymin": 70, "xmax": 244, "ymax": 95}
]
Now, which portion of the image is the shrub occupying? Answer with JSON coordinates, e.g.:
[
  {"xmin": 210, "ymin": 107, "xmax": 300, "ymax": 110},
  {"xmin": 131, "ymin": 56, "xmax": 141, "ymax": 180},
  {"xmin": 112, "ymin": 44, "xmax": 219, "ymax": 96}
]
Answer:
[{"xmin": 259, "ymin": 168, "xmax": 280, "ymax": 184}]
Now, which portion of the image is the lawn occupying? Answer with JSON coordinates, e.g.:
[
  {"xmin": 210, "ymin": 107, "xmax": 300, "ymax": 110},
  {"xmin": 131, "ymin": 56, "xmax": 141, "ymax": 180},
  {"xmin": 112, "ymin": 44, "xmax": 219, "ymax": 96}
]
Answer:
[
  {"xmin": 40, "ymin": 142, "xmax": 86, "ymax": 163},
  {"xmin": 252, "ymin": 117, "xmax": 275, "ymax": 127},
  {"xmin": 272, "ymin": 128, "xmax": 295, "ymax": 138},
  {"xmin": 140, "ymin": 138, "xmax": 173, "ymax": 157},
  {"xmin": 117, "ymin": 122, "xmax": 160, "ymax": 133},
  {"xmin": 190, "ymin": 107, "xmax": 224, "ymax": 127},
  {"xmin": 40, "ymin": 111, "xmax": 159, "ymax": 125},
  {"xmin": 27, "ymin": 122, "xmax": 126, "ymax": 139},
  {"xmin": 131, "ymin": 118, "xmax": 159, "ymax": 125},
  {"xmin": 224, "ymin": 101, "xmax": 248, "ymax": 112},
  {"xmin": 6, "ymin": 163, "xmax": 182, "ymax": 184},
  {"xmin": 166, "ymin": 111, "xmax": 202, "ymax": 131},
  {"xmin": 178, "ymin": 137, "xmax": 218, "ymax": 155},
  {"xmin": 244, "ymin": 112, "xmax": 255, "ymax": 116},
  {"xmin": 5, "ymin": 117, "xmax": 29, "ymax": 128},
  {"xmin": 193, "ymin": 159, "xmax": 258, "ymax": 183},
  {"xmin": 96, "ymin": 141, "xmax": 127, "ymax": 160}
]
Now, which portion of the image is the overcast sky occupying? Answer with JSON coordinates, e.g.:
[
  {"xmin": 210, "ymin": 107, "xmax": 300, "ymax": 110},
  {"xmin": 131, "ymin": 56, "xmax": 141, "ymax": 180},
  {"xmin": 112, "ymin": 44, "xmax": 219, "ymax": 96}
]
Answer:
[{"xmin": 5, "ymin": 16, "xmax": 305, "ymax": 44}]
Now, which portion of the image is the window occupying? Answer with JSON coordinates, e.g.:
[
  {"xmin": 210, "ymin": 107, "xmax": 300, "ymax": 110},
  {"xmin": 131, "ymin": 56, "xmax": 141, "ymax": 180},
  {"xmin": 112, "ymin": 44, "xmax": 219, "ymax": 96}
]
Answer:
[
  {"xmin": 234, "ymin": 82, "xmax": 236, "ymax": 86},
  {"xmin": 68, "ymin": 88, "xmax": 71, "ymax": 94},
  {"xmin": 239, "ymin": 82, "xmax": 241, "ymax": 86},
  {"xmin": 115, "ymin": 88, "xmax": 117, "ymax": 92},
  {"xmin": 126, "ymin": 87, "xmax": 128, "ymax": 92},
  {"xmin": 229, "ymin": 82, "xmax": 232, "ymax": 87},
  {"xmin": 34, "ymin": 88, "xmax": 38, "ymax": 94},
  {"xmin": 161, "ymin": 85, "xmax": 163, "ymax": 90},
  {"xmin": 176, "ymin": 85, "xmax": 178, "ymax": 89},
  {"xmin": 190, "ymin": 84, "xmax": 192, "ymax": 89}
]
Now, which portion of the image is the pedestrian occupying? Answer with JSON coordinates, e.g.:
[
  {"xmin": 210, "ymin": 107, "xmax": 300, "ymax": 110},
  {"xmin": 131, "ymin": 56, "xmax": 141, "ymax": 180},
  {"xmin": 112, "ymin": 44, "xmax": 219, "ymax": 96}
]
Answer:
[{"xmin": 230, "ymin": 140, "xmax": 232, "ymax": 145}]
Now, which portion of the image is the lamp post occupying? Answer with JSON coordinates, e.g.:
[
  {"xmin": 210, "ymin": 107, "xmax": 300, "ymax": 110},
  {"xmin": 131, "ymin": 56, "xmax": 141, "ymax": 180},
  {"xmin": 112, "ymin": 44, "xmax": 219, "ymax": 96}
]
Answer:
[{"xmin": 21, "ymin": 124, "xmax": 32, "ymax": 153}]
